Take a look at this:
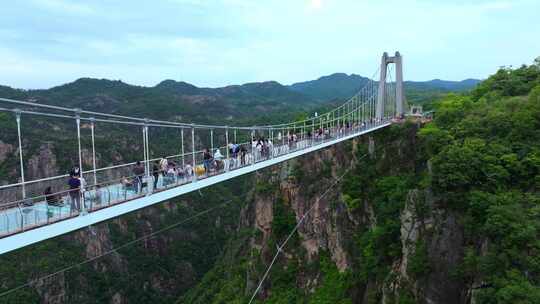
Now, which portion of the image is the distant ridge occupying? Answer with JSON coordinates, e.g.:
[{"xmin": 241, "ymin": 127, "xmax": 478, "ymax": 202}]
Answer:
[
  {"xmin": 288, "ymin": 73, "xmax": 370, "ymax": 101},
  {"xmin": 405, "ymin": 78, "xmax": 482, "ymax": 91},
  {"xmin": 0, "ymin": 73, "xmax": 481, "ymax": 123},
  {"xmin": 289, "ymin": 73, "xmax": 481, "ymax": 101}
]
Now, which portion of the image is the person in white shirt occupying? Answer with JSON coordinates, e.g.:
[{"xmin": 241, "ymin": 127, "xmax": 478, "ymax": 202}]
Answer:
[
  {"xmin": 214, "ymin": 149, "xmax": 224, "ymax": 171},
  {"xmin": 159, "ymin": 158, "xmax": 168, "ymax": 176}
]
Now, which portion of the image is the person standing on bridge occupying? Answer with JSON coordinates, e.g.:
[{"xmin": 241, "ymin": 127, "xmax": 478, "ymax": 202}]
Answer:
[
  {"xmin": 159, "ymin": 158, "xmax": 168, "ymax": 178},
  {"xmin": 214, "ymin": 148, "xmax": 224, "ymax": 172},
  {"xmin": 133, "ymin": 161, "xmax": 145, "ymax": 193},
  {"xmin": 240, "ymin": 144, "xmax": 247, "ymax": 166},
  {"xmin": 203, "ymin": 148, "xmax": 213, "ymax": 174},
  {"xmin": 68, "ymin": 173, "xmax": 81, "ymax": 214},
  {"xmin": 152, "ymin": 160, "xmax": 160, "ymax": 190}
]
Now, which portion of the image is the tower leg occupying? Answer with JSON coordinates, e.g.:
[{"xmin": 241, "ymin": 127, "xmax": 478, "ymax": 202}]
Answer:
[
  {"xmin": 395, "ymin": 52, "xmax": 404, "ymax": 117},
  {"xmin": 376, "ymin": 52, "xmax": 388, "ymax": 120}
]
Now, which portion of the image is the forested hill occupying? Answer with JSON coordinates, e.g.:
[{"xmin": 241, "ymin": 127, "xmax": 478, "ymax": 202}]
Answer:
[
  {"xmin": 0, "ymin": 78, "xmax": 314, "ymax": 127},
  {"xmin": 288, "ymin": 72, "xmax": 480, "ymax": 103},
  {"xmin": 0, "ymin": 74, "xmax": 479, "ymax": 126},
  {"xmin": 288, "ymin": 73, "xmax": 371, "ymax": 101}
]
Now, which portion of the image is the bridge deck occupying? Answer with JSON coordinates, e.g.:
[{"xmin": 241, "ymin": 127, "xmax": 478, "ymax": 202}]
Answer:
[{"xmin": 0, "ymin": 122, "xmax": 390, "ymax": 254}]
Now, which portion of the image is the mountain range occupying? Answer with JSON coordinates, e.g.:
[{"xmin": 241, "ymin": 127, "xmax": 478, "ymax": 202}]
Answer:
[
  {"xmin": 0, "ymin": 73, "xmax": 480, "ymax": 125},
  {"xmin": 288, "ymin": 72, "xmax": 481, "ymax": 103}
]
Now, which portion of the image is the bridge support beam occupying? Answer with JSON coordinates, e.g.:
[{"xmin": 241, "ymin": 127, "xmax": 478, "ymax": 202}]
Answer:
[{"xmin": 376, "ymin": 51, "xmax": 405, "ymax": 120}]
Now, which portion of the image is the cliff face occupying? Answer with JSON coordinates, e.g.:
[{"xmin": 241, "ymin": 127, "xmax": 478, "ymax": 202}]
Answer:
[{"xmin": 183, "ymin": 122, "xmax": 469, "ymax": 303}]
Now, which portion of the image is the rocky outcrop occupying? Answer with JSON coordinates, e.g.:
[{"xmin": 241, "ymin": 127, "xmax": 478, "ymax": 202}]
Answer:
[{"xmin": 26, "ymin": 143, "xmax": 58, "ymax": 180}]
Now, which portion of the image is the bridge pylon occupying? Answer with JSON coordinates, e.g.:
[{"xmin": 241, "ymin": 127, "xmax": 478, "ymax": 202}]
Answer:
[{"xmin": 376, "ymin": 51, "xmax": 405, "ymax": 119}]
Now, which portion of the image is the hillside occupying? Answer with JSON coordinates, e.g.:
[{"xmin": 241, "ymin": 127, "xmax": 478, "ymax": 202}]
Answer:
[
  {"xmin": 288, "ymin": 73, "xmax": 371, "ymax": 101},
  {"xmin": 289, "ymin": 73, "xmax": 481, "ymax": 105},
  {"xmin": 181, "ymin": 59, "xmax": 540, "ymax": 303},
  {"xmin": 0, "ymin": 78, "xmax": 315, "ymax": 127}
]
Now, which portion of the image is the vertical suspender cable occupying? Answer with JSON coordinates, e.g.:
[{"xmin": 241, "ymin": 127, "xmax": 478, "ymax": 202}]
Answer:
[
  {"xmin": 15, "ymin": 110, "xmax": 26, "ymax": 199},
  {"xmin": 287, "ymin": 126, "xmax": 290, "ymax": 147},
  {"xmin": 145, "ymin": 125, "xmax": 150, "ymax": 178},
  {"xmin": 90, "ymin": 118, "xmax": 97, "ymax": 186},
  {"xmin": 358, "ymin": 95, "xmax": 361, "ymax": 128},
  {"xmin": 181, "ymin": 128, "xmax": 185, "ymax": 168},
  {"xmin": 352, "ymin": 97, "xmax": 356, "ymax": 129},
  {"xmin": 75, "ymin": 110, "xmax": 85, "ymax": 213},
  {"xmin": 191, "ymin": 126, "xmax": 196, "ymax": 180},
  {"xmin": 303, "ymin": 121, "xmax": 306, "ymax": 142},
  {"xmin": 311, "ymin": 118, "xmax": 315, "ymax": 140},
  {"xmin": 332, "ymin": 111, "xmax": 335, "ymax": 135},
  {"xmin": 142, "ymin": 124, "xmax": 147, "ymax": 177},
  {"xmin": 251, "ymin": 128, "xmax": 254, "ymax": 164},
  {"xmin": 210, "ymin": 129, "xmax": 214, "ymax": 153},
  {"xmin": 225, "ymin": 127, "xmax": 229, "ymax": 160}
]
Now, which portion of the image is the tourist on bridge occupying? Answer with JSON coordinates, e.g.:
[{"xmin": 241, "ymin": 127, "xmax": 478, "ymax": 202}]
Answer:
[
  {"xmin": 165, "ymin": 162, "xmax": 176, "ymax": 186},
  {"xmin": 184, "ymin": 163, "xmax": 193, "ymax": 180},
  {"xmin": 228, "ymin": 143, "xmax": 239, "ymax": 169},
  {"xmin": 44, "ymin": 186, "xmax": 62, "ymax": 206},
  {"xmin": 159, "ymin": 158, "xmax": 168, "ymax": 176},
  {"xmin": 267, "ymin": 138, "xmax": 274, "ymax": 158},
  {"xmin": 152, "ymin": 161, "xmax": 160, "ymax": 190},
  {"xmin": 255, "ymin": 138, "xmax": 263, "ymax": 161},
  {"xmin": 177, "ymin": 164, "xmax": 185, "ymax": 181},
  {"xmin": 203, "ymin": 148, "xmax": 213, "ymax": 174},
  {"xmin": 229, "ymin": 143, "xmax": 239, "ymax": 159},
  {"xmin": 133, "ymin": 161, "xmax": 145, "ymax": 193},
  {"xmin": 214, "ymin": 148, "xmax": 224, "ymax": 171},
  {"xmin": 240, "ymin": 144, "xmax": 247, "ymax": 166},
  {"xmin": 68, "ymin": 173, "xmax": 81, "ymax": 214}
]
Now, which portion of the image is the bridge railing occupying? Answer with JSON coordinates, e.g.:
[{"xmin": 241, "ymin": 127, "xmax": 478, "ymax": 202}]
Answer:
[{"xmin": 0, "ymin": 120, "xmax": 392, "ymax": 238}]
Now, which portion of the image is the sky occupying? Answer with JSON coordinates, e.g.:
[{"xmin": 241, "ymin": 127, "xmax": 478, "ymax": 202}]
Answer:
[{"xmin": 0, "ymin": 0, "xmax": 539, "ymax": 89}]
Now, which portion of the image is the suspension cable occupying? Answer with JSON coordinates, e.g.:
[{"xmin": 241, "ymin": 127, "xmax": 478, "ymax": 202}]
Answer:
[{"xmin": 0, "ymin": 66, "xmax": 381, "ymax": 131}]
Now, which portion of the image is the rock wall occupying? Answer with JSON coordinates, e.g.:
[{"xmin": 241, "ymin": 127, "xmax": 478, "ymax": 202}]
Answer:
[{"xmin": 210, "ymin": 122, "xmax": 470, "ymax": 303}]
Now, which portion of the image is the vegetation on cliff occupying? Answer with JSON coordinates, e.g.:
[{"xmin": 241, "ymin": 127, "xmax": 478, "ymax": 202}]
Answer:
[
  {"xmin": 181, "ymin": 59, "xmax": 540, "ymax": 303},
  {"xmin": 419, "ymin": 60, "xmax": 540, "ymax": 302}
]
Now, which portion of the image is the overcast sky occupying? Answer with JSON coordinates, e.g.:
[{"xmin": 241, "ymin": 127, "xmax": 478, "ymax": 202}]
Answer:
[{"xmin": 1, "ymin": 0, "xmax": 539, "ymax": 89}]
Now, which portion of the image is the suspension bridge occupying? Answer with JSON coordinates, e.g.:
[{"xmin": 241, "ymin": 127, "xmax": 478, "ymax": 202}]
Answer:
[{"xmin": 0, "ymin": 52, "xmax": 405, "ymax": 255}]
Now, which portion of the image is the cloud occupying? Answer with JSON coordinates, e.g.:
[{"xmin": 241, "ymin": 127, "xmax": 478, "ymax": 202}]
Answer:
[{"xmin": 0, "ymin": 0, "xmax": 538, "ymax": 88}]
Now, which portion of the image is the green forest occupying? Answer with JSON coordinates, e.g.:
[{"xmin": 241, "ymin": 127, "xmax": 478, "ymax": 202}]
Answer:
[
  {"xmin": 0, "ymin": 59, "xmax": 538, "ymax": 303},
  {"xmin": 418, "ymin": 60, "xmax": 540, "ymax": 302},
  {"xmin": 181, "ymin": 59, "xmax": 540, "ymax": 303}
]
